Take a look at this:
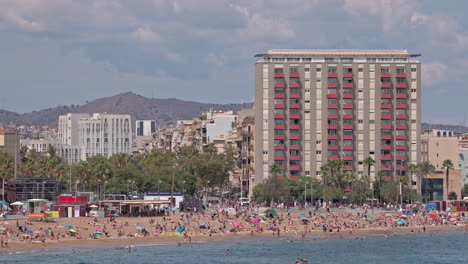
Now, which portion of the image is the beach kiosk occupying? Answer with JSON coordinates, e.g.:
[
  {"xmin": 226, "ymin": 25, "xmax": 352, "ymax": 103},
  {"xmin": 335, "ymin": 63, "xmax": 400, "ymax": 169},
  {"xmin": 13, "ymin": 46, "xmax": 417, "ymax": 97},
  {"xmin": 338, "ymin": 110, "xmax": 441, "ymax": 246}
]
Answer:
[{"xmin": 26, "ymin": 199, "xmax": 51, "ymax": 217}]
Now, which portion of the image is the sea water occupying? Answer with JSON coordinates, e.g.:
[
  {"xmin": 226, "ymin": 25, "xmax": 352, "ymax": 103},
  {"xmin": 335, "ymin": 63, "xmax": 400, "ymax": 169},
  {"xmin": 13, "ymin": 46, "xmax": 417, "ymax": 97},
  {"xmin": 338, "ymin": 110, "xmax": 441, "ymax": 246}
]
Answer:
[{"xmin": 1, "ymin": 231, "xmax": 467, "ymax": 264}]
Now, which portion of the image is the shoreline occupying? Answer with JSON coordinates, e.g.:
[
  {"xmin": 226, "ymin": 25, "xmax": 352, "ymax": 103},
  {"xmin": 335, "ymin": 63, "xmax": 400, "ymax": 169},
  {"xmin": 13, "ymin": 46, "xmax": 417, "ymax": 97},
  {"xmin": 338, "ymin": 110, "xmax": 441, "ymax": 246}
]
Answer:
[{"xmin": 1, "ymin": 224, "xmax": 465, "ymax": 254}]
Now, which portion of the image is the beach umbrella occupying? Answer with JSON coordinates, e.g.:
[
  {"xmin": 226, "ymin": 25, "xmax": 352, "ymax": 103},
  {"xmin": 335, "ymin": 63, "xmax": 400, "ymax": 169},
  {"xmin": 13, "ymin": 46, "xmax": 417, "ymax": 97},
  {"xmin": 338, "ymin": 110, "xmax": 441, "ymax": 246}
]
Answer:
[
  {"xmin": 113, "ymin": 214, "xmax": 119, "ymax": 216},
  {"xmin": 224, "ymin": 208, "xmax": 231, "ymax": 212},
  {"xmin": 90, "ymin": 205, "xmax": 98, "ymax": 208},
  {"xmin": 251, "ymin": 220, "xmax": 260, "ymax": 223},
  {"xmin": 64, "ymin": 225, "xmax": 73, "ymax": 229},
  {"xmin": 0, "ymin": 227, "xmax": 6, "ymax": 231},
  {"xmin": 11, "ymin": 201, "xmax": 24, "ymax": 206},
  {"xmin": 69, "ymin": 229, "xmax": 76, "ymax": 233},
  {"xmin": 452, "ymin": 213, "xmax": 459, "ymax": 217},
  {"xmin": 24, "ymin": 230, "xmax": 33, "ymax": 233},
  {"xmin": 396, "ymin": 220, "xmax": 404, "ymax": 225},
  {"xmin": 0, "ymin": 222, "xmax": 9, "ymax": 225},
  {"xmin": 94, "ymin": 226, "xmax": 101, "ymax": 230},
  {"xmin": 106, "ymin": 214, "xmax": 113, "ymax": 217},
  {"xmin": 34, "ymin": 231, "xmax": 42, "ymax": 233},
  {"xmin": 298, "ymin": 214, "xmax": 305, "ymax": 218},
  {"xmin": 136, "ymin": 226, "xmax": 146, "ymax": 230},
  {"xmin": 405, "ymin": 211, "xmax": 412, "ymax": 215},
  {"xmin": 199, "ymin": 222, "xmax": 207, "ymax": 226},
  {"xmin": 93, "ymin": 231, "xmax": 102, "ymax": 234},
  {"xmin": 439, "ymin": 212, "xmax": 446, "ymax": 215},
  {"xmin": 233, "ymin": 222, "xmax": 241, "ymax": 226},
  {"xmin": 429, "ymin": 214, "xmax": 437, "ymax": 218}
]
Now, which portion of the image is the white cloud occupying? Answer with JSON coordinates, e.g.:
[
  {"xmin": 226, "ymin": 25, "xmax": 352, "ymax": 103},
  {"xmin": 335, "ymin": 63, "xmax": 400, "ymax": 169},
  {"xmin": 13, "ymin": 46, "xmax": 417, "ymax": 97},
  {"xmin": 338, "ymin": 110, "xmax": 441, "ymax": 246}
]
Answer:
[
  {"xmin": 3, "ymin": 11, "xmax": 46, "ymax": 32},
  {"xmin": 131, "ymin": 26, "xmax": 164, "ymax": 43},
  {"xmin": 165, "ymin": 52, "xmax": 186, "ymax": 64},
  {"xmin": 205, "ymin": 53, "xmax": 225, "ymax": 67},
  {"xmin": 422, "ymin": 61, "xmax": 447, "ymax": 86}
]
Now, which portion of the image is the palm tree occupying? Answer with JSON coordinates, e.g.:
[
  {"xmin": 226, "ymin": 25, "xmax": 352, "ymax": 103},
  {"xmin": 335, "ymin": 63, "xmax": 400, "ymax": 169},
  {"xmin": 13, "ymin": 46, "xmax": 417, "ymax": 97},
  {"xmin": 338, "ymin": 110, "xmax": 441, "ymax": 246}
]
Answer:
[
  {"xmin": 1, "ymin": 159, "xmax": 14, "ymax": 203},
  {"xmin": 442, "ymin": 159, "xmax": 454, "ymax": 198},
  {"xmin": 269, "ymin": 163, "xmax": 282, "ymax": 179},
  {"xmin": 327, "ymin": 159, "xmax": 344, "ymax": 187},
  {"xmin": 377, "ymin": 170, "xmax": 384, "ymax": 203},
  {"xmin": 363, "ymin": 157, "xmax": 375, "ymax": 179},
  {"xmin": 416, "ymin": 161, "xmax": 435, "ymax": 202},
  {"xmin": 407, "ymin": 164, "xmax": 418, "ymax": 191}
]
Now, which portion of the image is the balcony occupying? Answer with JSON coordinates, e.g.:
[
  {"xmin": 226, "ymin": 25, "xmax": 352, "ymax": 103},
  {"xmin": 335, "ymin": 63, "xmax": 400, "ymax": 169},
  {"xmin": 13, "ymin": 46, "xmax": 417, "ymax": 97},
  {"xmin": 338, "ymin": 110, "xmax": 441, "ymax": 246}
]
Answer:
[
  {"xmin": 343, "ymin": 145, "xmax": 353, "ymax": 150},
  {"xmin": 290, "ymin": 166, "xmax": 300, "ymax": 171},
  {"xmin": 274, "ymin": 93, "xmax": 285, "ymax": 99},
  {"xmin": 381, "ymin": 155, "xmax": 392, "ymax": 161},
  {"xmin": 381, "ymin": 104, "xmax": 391, "ymax": 109},
  {"xmin": 328, "ymin": 104, "xmax": 338, "ymax": 109},
  {"xmin": 396, "ymin": 104, "xmax": 407, "ymax": 109},
  {"xmin": 274, "ymin": 125, "xmax": 285, "ymax": 129},
  {"xmin": 343, "ymin": 135, "xmax": 353, "ymax": 140},
  {"xmin": 343, "ymin": 83, "xmax": 353, "ymax": 88},
  {"xmin": 290, "ymin": 72, "xmax": 300, "ymax": 78},
  {"xmin": 290, "ymin": 155, "xmax": 300, "ymax": 161},
  {"xmin": 396, "ymin": 135, "xmax": 407, "ymax": 140},
  {"xmin": 396, "ymin": 73, "xmax": 406, "ymax": 78},
  {"xmin": 381, "ymin": 165, "xmax": 392, "ymax": 171},
  {"xmin": 381, "ymin": 124, "xmax": 392, "ymax": 130},
  {"xmin": 383, "ymin": 176, "xmax": 392, "ymax": 181},
  {"xmin": 290, "ymin": 145, "xmax": 300, "ymax": 150},
  {"xmin": 328, "ymin": 155, "xmax": 338, "ymax": 160},
  {"xmin": 344, "ymin": 165, "xmax": 353, "ymax": 171},
  {"xmin": 381, "ymin": 135, "xmax": 392, "ymax": 140},
  {"xmin": 396, "ymin": 94, "xmax": 407, "ymax": 99},
  {"xmin": 396, "ymin": 145, "xmax": 407, "ymax": 150},
  {"xmin": 289, "ymin": 83, "xmax": 300, "ymax": 88},
  {"xmin": 381, "ymin": 73, "xmax": 391, "ymax": 78},
  {"xmin": 343, "ymin": 155, "xmax": 353, "ymax": 161},
  {"xmin": 274, "ymin": 73, "xmax": 284, "ymax": 78},
  {"xmin": 328, "ymin": 82, "xmax": 338, "ymax": 88},
  {"xmin": 396, "ymin": 83, "xmax": 407, "ymax": 88},
  {"xmin": 274, "ymin": 156, "xmax": 285, "ymax": 161},
  {"xmin": 343, "ymin": 72, "xmax": 354, "ymax": 78},
  {"xmin": 290, "ymin": 93, "xmax": 300, "ymax": 99},
  {"xmin": 381, "ymin": 94, "xmax": 392, "ymax": 99},
  {"xmin": 290, "ymin": 114, "xmax": 300, "ymax": 119},
  {"xmin": 327, "ymin": 145, "xmax": 339, "ymax": 150},
  {"xmin": 381, "ymin": 145, "xmax": 391, "ymax": 150},
  {"xmin": 274, "ymin": 104, "xmax": 285, "ymax": 109},
  {"xmin": 274, "ymin": 83, "xmax": 285, "ymax": 88},
  {"xmin": 328, "ymin": 72, "xmax": 338, "ymax": 78},
  {"xmin": 343, "ymin": 124, "xmax": 353, "ymax": 130},
  {"xmin": 381, "ymin": 83, "xmax": 391, "ymax": 89},
  {"xmin": 396, "ymin": 114, "xmax": 407, "ymax": 119},
  {"xmin": 396, "ymin": 166, "xmax": 407, "ymax": 171},
  {"xmin": 343, "ymin": 114, "xmax": 353, "ymax": 119},
  {"xmin": 274, "ymin": 135, "xmax": 285, "ymax": 140},
  {"xmin": 396, "ymin": 124, "xmax": 407, "ymax": 130},
  {"xmin": 290, "ymin": 104, "xmax": 300, "ymax": 109},
  {"xmin": 343, "ymin": 93, "xmax": 353, "ymax": 99},
  {"xmin": 290, "ymin": 124, "xmax": 300, "ymax": 130},
  {"xmin": 290, "ymin": 134, "xmax": 300, "ymax": 140},
  {"xmin": 274, "ymin": 145, "xmax": 285, "ymax": 150},
  {"xmin": 328, "ymin": 134, "xmax": 338, "ymax": 140},
  {"xmin": 274, "ymin": 114, "xmax": 285, "ymax": 119},
  {"xmin": 327, "ymin": 93, "xmax": 338, "ymax": 99},
  {"xmin": 328, "ymin": 114, "xmax": 338, "ymax": 119},
  {"xmin": 328, "ymin": 124, "xmax": 338, "ymax": 129},
  {"xmin": 343, "ymin": 104, "xmax": 353, "ymax": 109},
  {"xmin": 381, "ymin": 114, "xmax": 391, "ymax": 119},
  {"xmin": 396, "ymin": 156, "xmax": 407, "ymax": 160}
]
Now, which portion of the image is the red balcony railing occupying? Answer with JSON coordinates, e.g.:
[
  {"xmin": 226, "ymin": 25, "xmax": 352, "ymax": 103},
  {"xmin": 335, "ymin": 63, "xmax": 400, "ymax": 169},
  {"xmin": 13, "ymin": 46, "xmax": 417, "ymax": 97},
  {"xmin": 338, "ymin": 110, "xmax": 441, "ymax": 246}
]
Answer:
[
  {"xmin": 328, "ymin": 104, "xmax": 338, "ymax": 109},
  {"xmin": 343, "ymin": 135, "xmax": 353, "ymax": 140},
  {"xmin": 396, "ymin": 156, "xmax": 407, "ymax": 160},
  {"xmin": 381, "ymin": 124, "xmax": 392, "ymax": 130},
  {"xmin": 289, "ymin": 83, "xmax": 300, "ymax": 88},
  {"xmin": 381, "ymin": 104, "xmax": 391, "ymax": 109},
  {"xmin": 343, "ymin": 73, "xmax": 353, "ymax": 78},
  {"xmin": 381, "ymin": 83, "xmax": 391, "ymax": 88},
  {"xmin": 289, "ymin": 72, "xmax": 300, "ymax": 78},
  {"xmin": 290, "ymin": 114, "xmax": 300, "ymax": 119},
  {"xmin": 290, "ymin": 166, "xmax": 300, "ymax": 171},
  {"xmin": 290, "ymin": 145, "xmax": 300, "ymax": 150},
  {"xmin": 328, "ymin": 124, "xmax": 338, "ymax": 129},
  {"xmin": 274, "ymin": 145, "xmax": 285, "ymax": 150},
  {"xmin": 381, "ymin": 165, "xmax": 392, "ymax": 171},
  {"xmin": 381, "ymin": 145, "xmax": 391, "ymax": 150},
  {"xmin": 396, "ymin": 124, "xmax": 407, "ymax": 130},
  {"xmin": 290, "ymin": 104, "xmax": 300, "ymax": 109},
  {"xmin": 274, "ymin": 156, "xmax": 285, "ymax": 160},
  {"xmin": 274, "ymin": 125, "xmax": 285, "ymax": 129},
  {"xmin": 343, "ymin": 114, "xmax": 353, "ymax": 119},
  {"xmin": 343, "ymin": 124, "xmax": 353, "ymax": 130},
  {"xmin": 381, "ymin": 94, "xmax": 392, "ymax": 99},
  {"xmin": 274, "ymin": 135, "xmax": 285, "ymax": 140},
  {"xmin": 396, "ymin": 73, "xmax": 406, "ymax": 78},
  {"xmin": 343, "ymin": 83, "xmax": 353, "ymax": 88},
  {"xmin": 327, "ymin": 145, "xmax": 339, "ymax": 150},
  {"xmin": 343, "ymin": 93, "xmax": 353, "ymax": 99},
  {"xmin": 289, "ymin": 93, "xmax": 300, "ymax": 99},
  {"xmin": 396, "ymin": 145, "xmax": 407, "ymax": 150},
  {"xmin": 328, "ymin": 155, "xmax": 338, "ymax": 160},
  {"xmin": 396, "ymin": 94, "xmax": 407, "ymax": 99},
  {"xmin": 381, "ymin": 114, "xmax": 391, "ymax": 119},
  {"xmin": 396, "ymin": 104, "xmax": 407, "ymax": 109},
  {"xmin": 274, "ymin": 83, "xmax": 285, "ymax": 88},
  {"xmin": 328, "ymin": 114, "xmax": 338, "ymax": 119},
  {"xmin": 290, "ymin": 135, "xmax": 300, "ymax": 140},
  {"xmin": 344, "ymin": 165, "xmax": 353, "ymax": 171},
  {"xmin": 343, "ymin": 104, "xmax": 353, "ymax": 109},
  {"xmin": 396, "ymin": 135, "xmax": 407, "ymax": 140},
  {"xmin": 343, "ymin": 155, "xmax": 353, "ymax": 160},
  {"xmin": 274, "ymin": 73, "xmax": 284, "ymax": 78},
  {"xmin": 396, "ymin": 83, "xmax": 407, "ymax": 88},
  {"xmin": 290, "ymin": 155, "xmax": 300, "ymax": 161},
  {"xmin": 396, "ymin": 166, "xmax": 407, "ymax": 171},
  {"xmin": 274, "ymin": 93, "xmax": 285, "ymax": 99},
  {"xmin": 328, "ymin": 82, "xmax": 338, "ymax": 88},
  {"xmin": 396, "ymin": 114, "xmax": 407, "ymax": 119},
  {"xmin": 381, "ymin": 155, "xmax": 392, "ymax": 161},
  {"xmin": 290, "ymin": 124, "xmax": 300, "ymax": 130},
  {"xmin": 381, "ymin": 135, "xmax": 392, "ymax": 140},
  {"xmin": 274, "ymin": 114, "xmax": 285, "ymax": 119},
  {"xmin": 343, "ymin": 145, "xmax": 353, "ymax": 150},
  {"xmin": 383, "ymin": 176, "xmax": 392, "ymax": 181},
  {"xmin": 327, "ymin": 93, "xmax": 338, "ymax": 99},
  {"xmin": 274, "ymin": 104, "xmax": 285, "ymax": 109},
  {"xmin": 381, "ymin": 73, "xmax": 391, "ymax": 78},
  {"xmin": 328, "ymin": 73, "xmax": 338, "ymax": 78},
  {"xmin": 328, "ymin": 134, "xmax": 338, "ymax": 140}
]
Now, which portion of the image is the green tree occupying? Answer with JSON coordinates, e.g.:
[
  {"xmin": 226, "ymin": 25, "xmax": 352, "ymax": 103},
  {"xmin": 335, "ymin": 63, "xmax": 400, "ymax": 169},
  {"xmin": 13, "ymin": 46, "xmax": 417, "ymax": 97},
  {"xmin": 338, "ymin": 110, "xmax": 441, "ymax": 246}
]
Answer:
[
  {"xmin": 263, "ymin": 164, "xmax": 289, "ymax": 203},
  {"xmin": 363, "ymin": 157, "xmax": 375, "ymax": 179},
  {"xmin": 416, "ymin": 161, "xmax": 435, "ymax": 202},
  {"xmin": 442, "ymin": 159, "xmax": 454, "ymax": 197},
  {"xmin": 448, "ymin": 191, "xmax": 457, "ymax": 200},
  {"xmin": 462, "ymin": 183, "xmax": 468, "ymax": 198},
  {"xmin": 252, "ymin": 184, "xmax": 265, "ymax": 201}
]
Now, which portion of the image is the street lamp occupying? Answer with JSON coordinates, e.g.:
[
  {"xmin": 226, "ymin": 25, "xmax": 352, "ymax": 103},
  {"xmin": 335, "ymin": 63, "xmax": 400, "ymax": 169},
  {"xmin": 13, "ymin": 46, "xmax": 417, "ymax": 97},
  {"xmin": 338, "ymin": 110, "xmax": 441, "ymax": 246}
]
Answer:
[
  {"xmin": 182, "ymin": 180, "xmax": 186, "ymax": 195},
  {"xmin": 97, "ymin": 180, "xmax": 101, "ymax": 201},
  {"xmin": 42, "ymin": 181, "xmax": 46, "ymax": 199},
  {"xmin": 158, "ymin": 180, "xmax": 162, "ymax": 200},
  {"xmin": 205, "ymin": 180, "xmax": 210, "ymax": 207},
  {"xmin": 104, "ymin": 181, "xmax": 108, "ymax": 200},
  {"xmin": 76, "ymin": 180, "xmax": 80, "ymax": 193},
  {"xmin": 300, "ymin": 179, "xmax": 307, "ymax": 206}
]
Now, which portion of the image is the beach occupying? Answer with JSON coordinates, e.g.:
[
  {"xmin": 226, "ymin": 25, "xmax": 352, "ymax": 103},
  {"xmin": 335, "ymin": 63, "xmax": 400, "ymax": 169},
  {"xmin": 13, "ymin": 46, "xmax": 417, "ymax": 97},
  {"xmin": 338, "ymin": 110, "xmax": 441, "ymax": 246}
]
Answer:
[{"xmin": 1, "ymin": 207, "xmax": 467, "ymax": 253}]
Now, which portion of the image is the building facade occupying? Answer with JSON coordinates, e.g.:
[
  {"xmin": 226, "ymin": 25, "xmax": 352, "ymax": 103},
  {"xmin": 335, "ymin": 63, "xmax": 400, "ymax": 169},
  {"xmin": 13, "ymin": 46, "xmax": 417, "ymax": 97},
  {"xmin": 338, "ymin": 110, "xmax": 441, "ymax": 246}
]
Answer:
[
  {"xmin": 58, "ymin": 113, "xmax": 89, "ymax": 145},
  {"xmin": 254, "ymin": 50, "xmax": 421, "ymax": 183},
  {"xmin": 136, "ymin": 120, "xmax": 156, "ymax": 137},
  {"xmin": 459, "ymin": 135, "xmax": 468, "ymax": 187},
  {"xmin": 0, "ymin": 129, "xmax": 20, "ymax": 162}
]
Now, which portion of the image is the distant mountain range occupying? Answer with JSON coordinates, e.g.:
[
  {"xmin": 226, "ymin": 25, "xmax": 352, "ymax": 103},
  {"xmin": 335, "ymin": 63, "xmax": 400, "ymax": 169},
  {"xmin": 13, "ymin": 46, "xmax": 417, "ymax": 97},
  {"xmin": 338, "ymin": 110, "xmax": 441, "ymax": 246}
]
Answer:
[
  {"xmin": 0, "ymin": 92, "xmax": 253, "ymax": 127},
  {"xmin": 1, "ymin": 92, "xmax": 467, "ymax": 133}
]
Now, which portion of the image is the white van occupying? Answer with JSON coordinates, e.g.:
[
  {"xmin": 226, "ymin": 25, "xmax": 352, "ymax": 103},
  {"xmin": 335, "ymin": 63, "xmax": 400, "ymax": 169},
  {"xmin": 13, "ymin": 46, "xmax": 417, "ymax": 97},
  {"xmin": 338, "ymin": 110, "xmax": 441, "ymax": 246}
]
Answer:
[{"xmin": 239, "ymin": 197, "xmax": 250, "ymax": 206}]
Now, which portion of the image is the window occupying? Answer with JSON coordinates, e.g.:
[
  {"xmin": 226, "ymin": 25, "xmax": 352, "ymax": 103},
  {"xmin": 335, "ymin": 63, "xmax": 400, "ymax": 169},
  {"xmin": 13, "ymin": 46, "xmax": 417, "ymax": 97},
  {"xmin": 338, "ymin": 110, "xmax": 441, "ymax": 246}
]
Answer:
[
  {"xmin": 381, "ymin": 68, "xmax": 390, "ymax": 73},
  {"xmin": 290, "ymin": 67, "xmax": 299, "ymax": 73},
  {"xmin": 305, "ymin": 89, "xmax": 310, "ymax": 93},
  {"xmin": 358, "ymin": 68, "xmax": 363, "ymax": 72},
  {"xmin": 411, "ymin": 89, "xmax": 416, "ymax": 93},
  {"xmin": 411, "ymin": 99, "xmax": 417, "ymax": 103},
  {"xmin": 274, "ymin": 68, "xmax": 283, "ymax": 73},
  {"xmin": 316, "ymin": 150, "xmax": 321, "ymax": 154},
  {"xmin": 396, "ymin": 68, "xmax": 405, "ymax": 73},
  {"xmin": 316, "ymin": 68, "xmax": 321, "ymax": 72},
  {"xmin": 358, "ymin": 120, "xmax": 363, "ymax": 124},
  {"xmin": 343, "ymin": 67, "xmax": 353, "ymax": 73},
  {"xmin": 316, "ymin": 79, "xmax": 321, "ymax": 82},
  {"xmin": 411, "ymin": 79, "xmax": 416, "ymax": 83},
  {"xmin": 328, "ymin": 67, "xmax": 337, "ymax": 73},
  {"xmin": 341, "ymin": 58, "xmax": 354, "ymax": 63},
  {"xmin": 316, "ymin": 140, "xmax": 322, "ymax": 144},
  {"xmin": 305, "ymin": 68, "xmax": 310, "ymax": 72},
  {"xmin": 411, "ymin": 68, "xmax": 417, "ymax": 72}
]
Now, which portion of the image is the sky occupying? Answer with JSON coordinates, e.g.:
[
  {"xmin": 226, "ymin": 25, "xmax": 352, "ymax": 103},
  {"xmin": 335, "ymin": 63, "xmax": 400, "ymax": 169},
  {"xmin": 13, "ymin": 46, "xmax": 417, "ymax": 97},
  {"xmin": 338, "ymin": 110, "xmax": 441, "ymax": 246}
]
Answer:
[{"xmin": 0, "ymin": 0, "xmax": 467, "ymax": 125}]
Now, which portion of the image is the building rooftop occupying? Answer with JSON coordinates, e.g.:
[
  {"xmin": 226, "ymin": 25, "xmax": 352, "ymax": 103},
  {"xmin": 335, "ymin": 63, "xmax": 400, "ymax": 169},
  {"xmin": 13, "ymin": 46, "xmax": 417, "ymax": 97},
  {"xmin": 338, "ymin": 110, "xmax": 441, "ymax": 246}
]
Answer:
[{"xmin": 255, "ymin": 49, "xmax": 420, "ymax": 57}]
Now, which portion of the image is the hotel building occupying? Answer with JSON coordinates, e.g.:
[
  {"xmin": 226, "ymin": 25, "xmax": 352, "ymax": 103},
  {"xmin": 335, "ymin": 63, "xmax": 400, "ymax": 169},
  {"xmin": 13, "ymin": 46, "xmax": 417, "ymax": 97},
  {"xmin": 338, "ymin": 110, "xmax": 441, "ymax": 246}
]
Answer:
[{"xmin": 254, "ymin": 50, "xmax": 421, "ymax": 183}]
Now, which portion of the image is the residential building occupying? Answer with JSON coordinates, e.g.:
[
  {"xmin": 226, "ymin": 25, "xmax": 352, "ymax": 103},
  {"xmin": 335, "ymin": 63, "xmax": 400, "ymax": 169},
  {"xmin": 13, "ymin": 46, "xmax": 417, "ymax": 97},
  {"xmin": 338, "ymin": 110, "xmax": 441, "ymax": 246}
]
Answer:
[
  {"xmin": 20, "ymin": 139, "xmax": 60, "ymax": 153},
  {"xmin": 135, "ymin": 120, "xmax": 157, "ymax": 151},
  {"xmin": 58, "ymin": 113, "xmax": 89, "ymax": 145},
  {"xmin": 254, "ymin": 49, "xmax": 421, "ymax": 184},
  {"xmin": 421, "ymin": 129, "xmax": 461, "ymax": 201},
  {"xmin": 0, "ymin": 129, "xmax": 20, "ymax": 162},
  {"xmin": 459, "ymin": 135, "xmax": 468, "ymax": 186}
]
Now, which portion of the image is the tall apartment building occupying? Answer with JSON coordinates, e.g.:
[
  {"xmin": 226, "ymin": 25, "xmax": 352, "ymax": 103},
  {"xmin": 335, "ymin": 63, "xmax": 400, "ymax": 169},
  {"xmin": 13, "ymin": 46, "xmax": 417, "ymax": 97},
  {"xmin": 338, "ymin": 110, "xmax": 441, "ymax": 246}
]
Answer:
[
  {"xmin": 136, "ymin": 120, "xmax": 156, "ymax": 137},
  {"xmin": 254, "ymin": 50, "xmax": 421, "ymax": 183},
  {"xmin": 58, "ymin": 113, "xmax": 132, "ymax": 161}
]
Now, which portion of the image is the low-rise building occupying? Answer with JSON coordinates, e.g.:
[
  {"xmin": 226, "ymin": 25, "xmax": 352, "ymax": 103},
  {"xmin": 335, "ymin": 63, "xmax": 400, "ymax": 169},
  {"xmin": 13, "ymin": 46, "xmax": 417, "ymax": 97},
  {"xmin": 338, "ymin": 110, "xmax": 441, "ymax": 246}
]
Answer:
[{"xmin": 0, "ymin": 129, "xmax": 20, "ymax": 162}]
